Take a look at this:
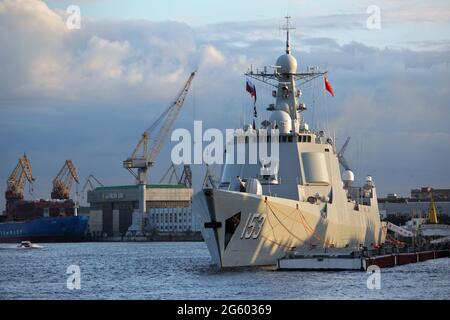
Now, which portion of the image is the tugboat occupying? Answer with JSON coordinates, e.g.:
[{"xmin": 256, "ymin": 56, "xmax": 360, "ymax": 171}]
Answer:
[{"xmin": 194, "ymin": 17, "xmax": 387, "ymax": 267}]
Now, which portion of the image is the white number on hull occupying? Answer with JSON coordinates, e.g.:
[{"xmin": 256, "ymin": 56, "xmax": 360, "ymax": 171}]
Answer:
[{"xmin": 240, "ymin": 213, "xmax": 265, "ymax": 239}]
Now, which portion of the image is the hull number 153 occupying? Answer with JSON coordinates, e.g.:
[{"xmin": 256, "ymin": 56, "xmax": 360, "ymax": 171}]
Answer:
[{"xmin": 240, "ymin": 213, "xmax": 265, "ymax": 239}]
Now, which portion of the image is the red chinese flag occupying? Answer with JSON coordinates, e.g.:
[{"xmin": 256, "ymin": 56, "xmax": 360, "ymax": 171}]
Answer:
[{"xmin": 324, "ymin": 76, "xmax": 334, "ymax": 97}]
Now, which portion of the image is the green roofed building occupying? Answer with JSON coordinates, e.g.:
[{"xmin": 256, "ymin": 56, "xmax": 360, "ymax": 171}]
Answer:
[{"xmin": 86, "ymin": 184, "xmax": 196, "ymax": 237}]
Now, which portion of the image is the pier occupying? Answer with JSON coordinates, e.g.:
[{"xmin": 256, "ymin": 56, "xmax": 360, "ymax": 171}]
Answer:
[{"xmin": 277, "ymin": 244, "xmax": 450, "ymax": 271}]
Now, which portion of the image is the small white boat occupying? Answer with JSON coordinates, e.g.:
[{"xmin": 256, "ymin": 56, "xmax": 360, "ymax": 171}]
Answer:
[{"xmin": 17, "ymin": 241, "xmax": 43, "ymax": 249}]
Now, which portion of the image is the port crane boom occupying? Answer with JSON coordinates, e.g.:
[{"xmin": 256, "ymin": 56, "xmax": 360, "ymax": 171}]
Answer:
[
  {"xmin": 202, "ymin": 164, "xmax": 218, "ymax": 189},
  {"xmin": 51, "ymin": 160, "xmax": 80, "ymax": 200},
  {"xmin": 122, "ymin": 71, "xmax": 196, "ymax": 229},
  {"xmin": 338, "ymin": 136, "xmax": 351, "ymax": 171},
  {"xmin": 5, "ymin": 154, "xmax": 35, "ymax": 203},
  {"xmin": 80, "ymin": 174, "xmax": 104, "ymax": 200},
  {"xmin": 123, "ymin": 71, "xmax": 196, "ymax": 185},
  {"xmin": 179, "ymin": 165, "xmax": 192, "ymax": 188},
  {"xmin": 158, "ymin": 164, "xmax": 192, "ymax": 188},
  {"xmin": 158, "ymin": 163, "xmax": 180, "ymax": 185}
]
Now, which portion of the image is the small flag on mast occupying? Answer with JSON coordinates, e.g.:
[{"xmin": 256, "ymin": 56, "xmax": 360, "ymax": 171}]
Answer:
[
  {"xmin": 246, "ymin": 79, "xmax": 257, "ymax": 102},
  {"xmin": 324, "ymin": 76, "xmax": 334, "ymax": 97},
  {"xmin": 246, "ymin": 79, "xmax": 257, "ymax": 117}
]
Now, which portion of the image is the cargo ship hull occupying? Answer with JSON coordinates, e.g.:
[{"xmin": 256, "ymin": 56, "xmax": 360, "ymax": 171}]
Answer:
[{"xmin": 0, "ymin": 216, "xmax": 88, "ymax": 243}]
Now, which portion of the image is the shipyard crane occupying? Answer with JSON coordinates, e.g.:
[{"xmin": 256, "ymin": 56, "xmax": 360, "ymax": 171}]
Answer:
[
  {"xmin": 51, "ymin": 160, "xmax": 80, "ymax": 200},
  {"xmin": 338, "ymin": 136, "xmax": 351, "ymax": 171},
  {"xmin": 123, "ymin": 71, "xmax": 196, "ymax": 221},
  {"xmin": 202, "ymin": 164, "xmax": 218, "ymax": 189},
  {"xmin": 427, "ymin": 188, "xmax": 439, "ymax": 224},
  {"xmin": 178, "ymin": 165, "xmax": 192, "ymax": 188},
  {"xmin": 158, "ymin": 163, "xmax": 180, "ymax": 185},
  {"xmin": 159, "ymin": 164, "xmax": 192, "ymax": 187},
  {"xmin": 5, "ymin": 154, "xmax": 35, "ymax": 204},
  {"xmin": 79, "ymin": 174, "xmax": 104, "ymax": 200}
]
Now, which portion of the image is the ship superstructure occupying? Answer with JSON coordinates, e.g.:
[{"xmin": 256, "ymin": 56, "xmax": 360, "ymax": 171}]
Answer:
[{"xmin": 194, "ymin": 17, "xmax": 386, "ymax": 267}]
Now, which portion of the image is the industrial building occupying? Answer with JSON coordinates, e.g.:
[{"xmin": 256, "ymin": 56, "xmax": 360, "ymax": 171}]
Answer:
[
  {"xmin": 77, "ymin": 73, "xmax": 198, "ymax": 240},
  {"xmin": 85, "ymin": 184, "xmax": 199, "ymax": 237},
  {"xmin": 147, "ymin": 207, "xmax": 194, "ymax": 232},
  {"xmin": 81, "ymin": 72, "xmax": 199, "ymax": 240},
  {"xmin": 378, "ymin": 187, "xmax": 450, "ymax": 221},
  {"xmin": 379, "ymin": 200, "xmax": 450, "ymax": 218},
  {"xmin": 410, "ymin": 187, "xmax": 450, "ymax": 201}
]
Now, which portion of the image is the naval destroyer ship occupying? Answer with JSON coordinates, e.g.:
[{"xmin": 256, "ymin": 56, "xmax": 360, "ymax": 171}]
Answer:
[{"xmin": 194, "ymin": 17, "xmax": 387, "ymax": 267}]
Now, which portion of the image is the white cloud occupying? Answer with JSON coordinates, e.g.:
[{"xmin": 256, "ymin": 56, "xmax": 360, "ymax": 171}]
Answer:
[
  {"xmin": 200, "ymin": 45, "xmax": 225, "ymax": 68},
  {"xmin": 0, "ymin": 0, "xmax": 203, "ymax": 107},
  {"xmin": 80, "ymin": 36, "xmax": 131, "ymax": 79}
]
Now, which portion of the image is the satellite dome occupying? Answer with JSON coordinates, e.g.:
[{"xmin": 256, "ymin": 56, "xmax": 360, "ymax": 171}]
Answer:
[
  {"xmin": 277, "ymin": 102, "xmax": 290, "ymax": 113},
  {"xmin": 270, "ymin": 110, "xmax": 292, "ymax": 134},
  {"xmin": 342, "ymin": 170, "xmax": 354, "ymax": 186},
  {"xmin": 276, "ymin": 54, "xmax": 297, "ymax": 74}
]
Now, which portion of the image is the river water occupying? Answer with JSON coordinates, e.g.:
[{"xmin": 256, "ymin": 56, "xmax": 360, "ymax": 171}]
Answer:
[{"xmin": 0, "ymin": 242, "xmax": 448, "ymax": 300}]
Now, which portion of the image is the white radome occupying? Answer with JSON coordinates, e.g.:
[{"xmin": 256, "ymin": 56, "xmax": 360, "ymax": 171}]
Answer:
[
  {"xmin": 270, "ymin": 110, "xmax": 292, "ymax": 133},
  {"xmin": 277, "ymin": 102, "xmax": 290, "ymax": 113},
  {"xmin": 276, "ymin": 53, "xmax": 297, "ymax": 74},
  {"xmin": 342, "ymin": 170, "xmax": 355, "ymax": 185}
]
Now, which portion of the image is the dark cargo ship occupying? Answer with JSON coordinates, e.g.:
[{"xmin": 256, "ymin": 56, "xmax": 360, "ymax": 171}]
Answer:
[
  {"xmin": 0, "ymin": 155, "xmax": 88, "ymax": 243},
  {"xmin": 0, "ymin": 199, "xmax": 88, "ymax": 243}
]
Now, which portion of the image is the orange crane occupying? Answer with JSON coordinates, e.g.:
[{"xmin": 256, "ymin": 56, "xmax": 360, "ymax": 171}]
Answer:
[
  {"xmin": 123, "ymin": 71, "xmax": 196, "ymax": 221},
  {"xmin": 51, "ymin": 160, "xmax": 80, "ymax": 200},
  {"xmin": 5, "ymin": 154, "xmax": 35, "ymax": 204}
]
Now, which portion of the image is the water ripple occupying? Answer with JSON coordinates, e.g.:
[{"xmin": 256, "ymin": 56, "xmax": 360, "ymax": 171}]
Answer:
[{"xmin": 0, "ymin": 242, "xmax": 449, "ymax": 300}]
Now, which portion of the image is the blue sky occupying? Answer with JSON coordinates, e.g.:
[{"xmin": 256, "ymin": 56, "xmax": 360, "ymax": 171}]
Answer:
[
  {"xmin": 1, "ymin": 0, "xmax": 450, "ymax": 208},
  {"xmin": 44, "ymin": 0, "xmax": 450, "ymax": 50},
  {"xmin": 46, "ymin": 0, "xmax": 349, "ymax": 23}
]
